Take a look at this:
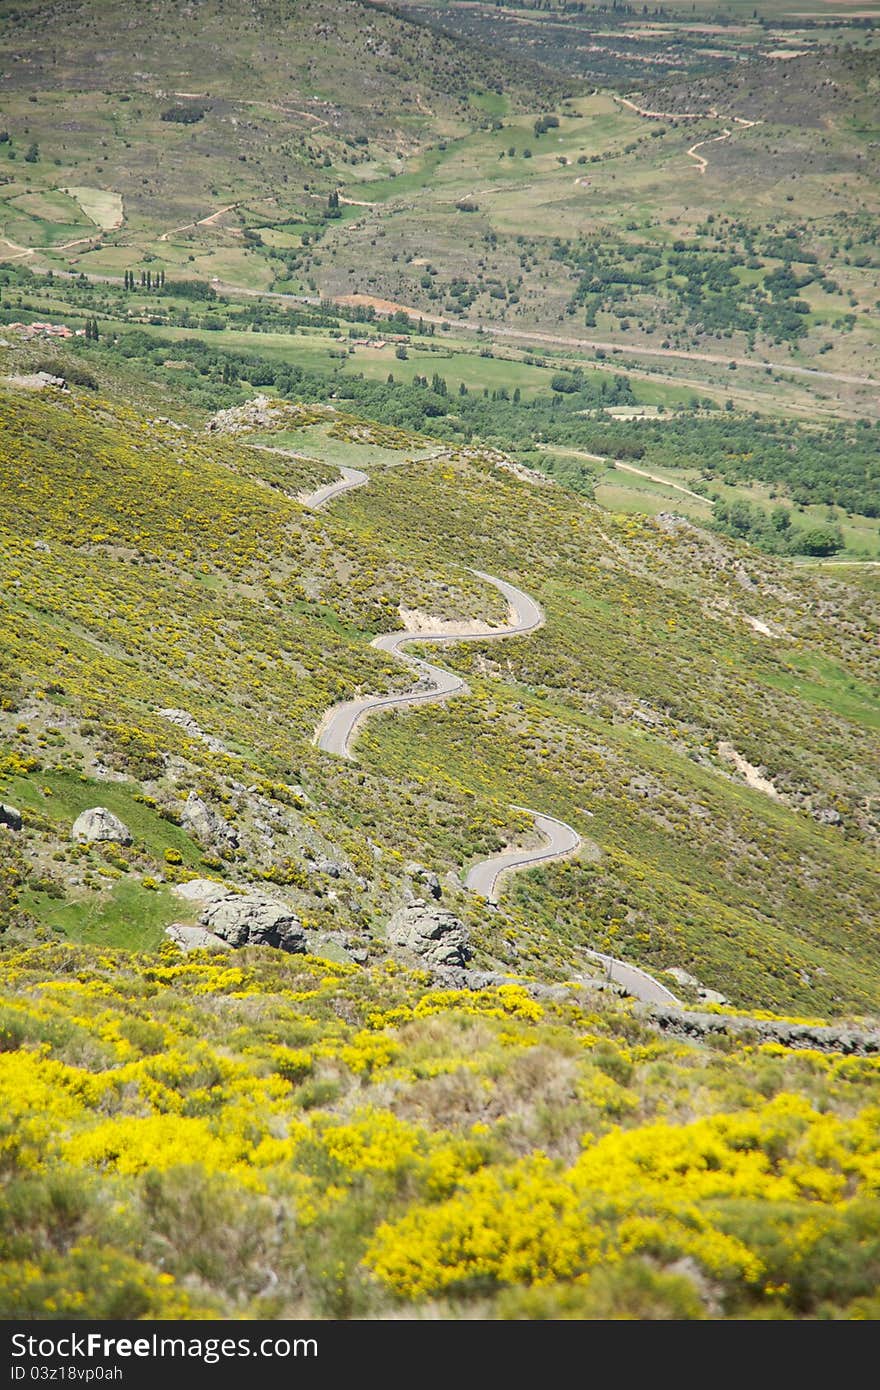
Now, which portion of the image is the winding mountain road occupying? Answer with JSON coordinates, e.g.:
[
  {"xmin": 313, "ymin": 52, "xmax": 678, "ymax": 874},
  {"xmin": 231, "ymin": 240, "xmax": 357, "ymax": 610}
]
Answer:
[
  {"xmin": 300, "ymin": 465, "xmax": 368, "ymax": 510},
  {"xmin": 465, "ymin": 808, "xmax": 581, "ymax": 903},
  {"xmin": 308, "ymin": 465, "xmax": 682, "ymax": 1006},
  {"xmin": 583, "ymin": 950, "xmax": 680, "ymax": 1005},
  {"xmin": 314, "ymin": 569, "xmax": 543, "ymax": 759}
]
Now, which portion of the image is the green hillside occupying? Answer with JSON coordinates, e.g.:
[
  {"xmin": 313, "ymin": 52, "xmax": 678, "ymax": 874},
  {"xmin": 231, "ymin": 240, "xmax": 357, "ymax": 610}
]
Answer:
[{"xmin": 1, "ymin": 375, "xmax": 877, "ymax": 1014}]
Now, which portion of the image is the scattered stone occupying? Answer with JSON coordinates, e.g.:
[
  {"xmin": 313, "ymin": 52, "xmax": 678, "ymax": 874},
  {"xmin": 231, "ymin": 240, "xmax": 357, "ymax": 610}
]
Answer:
[
  {"xmin": 813, "ymin": 807, "xmax": 843, "ymax": 826},
  {"xmin": 431, "ymin": 965, "xmax": 571, "ymax": 1002},
  {"xmin": 180, "ymin": 791, "xmax": 239, "ymax": 850},
  {"xmin": 699, "ymin": 988, "xmax": 729, "ymax": 1006},
  {"xmin": 91, "ymin": 762, "xmax": 128, "ymax": 783},
  {"xmin": 666, "ymin": 967, "xmax": 701, "ymax": 989},
  {"xmin": 200, "ymin": 890, "xmax": 306, "ymax": 953},
  {"xmin": 665, "ymin": 967, "xmax": 728, "ymax": 1006},
  {"xmin": 317, "ymin": 858, "xmax": 342, "ymax": 879},
  {"xmin": 0, "ymin": 803, "xmax": 23, "ymax": 831},
  {"xmin": 3, "ymin": 371, "xmax": 68, "ymax": 391},
  {"xmin": 71, "ymin": 807, "xmax": 132, "ymax": 845},
  {"xmin": 405, "ymin": 862, "xmax": 442, "ymax": 899},
  {"xmin": 159, "ymin": 709, "xmax": 229, "ymax": 754},
  {"xmin": 386, "ymin": 899, "xmax": 470, "ymax": 968},
  {"xmin": 205, "ymin": 395, "xmax": 323, "ymax": 436},
  {"xmin": 644, "ymin": 1004, "xmax": 880, "ymax": 1057},
  {"xmin": 164, "ymin": 924, "xmax": 228, "ymax": 954}
]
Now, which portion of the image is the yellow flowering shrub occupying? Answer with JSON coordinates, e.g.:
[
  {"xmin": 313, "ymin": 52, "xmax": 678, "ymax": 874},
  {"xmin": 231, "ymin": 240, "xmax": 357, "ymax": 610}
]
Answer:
[
  {"xmin": 0, "ymin": 943, "xmax": 878, "ymax": 1319},
  {"xmin": 366, "ymin": 1096, "xmax": 880, "ymax": 1300}
]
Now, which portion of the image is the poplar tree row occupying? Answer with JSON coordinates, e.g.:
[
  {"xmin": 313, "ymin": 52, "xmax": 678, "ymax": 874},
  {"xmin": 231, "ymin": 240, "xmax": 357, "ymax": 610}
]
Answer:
[{"xmin": 123, "ymin": 269, "xmax": 166, "ymax": 290}]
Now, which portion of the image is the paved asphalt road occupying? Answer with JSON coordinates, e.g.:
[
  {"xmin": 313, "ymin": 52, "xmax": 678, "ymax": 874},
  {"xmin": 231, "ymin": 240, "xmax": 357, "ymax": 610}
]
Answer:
[
  {"xmin": 314, "ymin": 569, "xmax": 543, "ymax": 759},
  {"xmin": 583, "ymin": 950, "xmax": 681, "ymax": 1005},
  {"xmin": 300, "ymin": 466, "xmax": 368, "ymax": 510},
  {"xmin": 464, "ymin": 808, "xmax": 581, "ymax": 902},
  {"xmin": 309, "ymin": 475, "xmax": 681, "ymax": 1007}
]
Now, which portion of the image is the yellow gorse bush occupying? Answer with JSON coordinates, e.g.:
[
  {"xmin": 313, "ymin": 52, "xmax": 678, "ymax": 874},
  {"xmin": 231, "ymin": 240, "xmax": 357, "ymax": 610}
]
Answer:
[
  {"xmin": 0, "ymin": 936, "xmax": 879, "ymax": 1318},
  {"xmin": 365, "ymin": 1096, "xmax": 880, "ymax": 1299}
]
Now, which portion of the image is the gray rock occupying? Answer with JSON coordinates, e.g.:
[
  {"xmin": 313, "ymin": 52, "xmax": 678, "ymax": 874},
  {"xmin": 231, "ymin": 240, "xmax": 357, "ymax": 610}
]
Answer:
[
  {"xmin": 180, "ymin": 791, "xmax": 239, "ymax": 850},
  {"xmin": 0, "ymin": 804, "xmax": 23, "ymax": 831},
  {"xmin": 666, "ymin": 967, "xmax": 701, "ymax": 989},
  {"xmin": 405, "ymin": 861, "xmax": 442, "ymax": 899},
  {"xmin": 644, "ymin": 1004, "xmax": 880, "ymax": 1057},
  {"xmin": 172, "ymin": 878, "xmax": 231, "ymax": 906},
  {"xmin": 200, "ymin": 891, "xmax": 306, "ymax": 953},
  {"xmin": 386, "ymin": 899, "xmax": 470, "ymax": 968},
  {"xmin": 665, "ymin": 967, "xmax": 728, "ymax": 1006},
  {"xmin": 158, "ymin": 709, "xmax": 229, "ymax": 755},
  {"xmin": 164, "ymin": 924, "xmax": 228, "ymax": 954},
  {"xmin": 699, "ymin": 988, "xmax": 729, "ymax": 1006},
  {"xmin": 813, "ymin": 807, "xmax": 843, "ymax": 826},
  {"xmin": 430, "ymin": 965, "xmax": 571, "ymax": 1002},
  {"xmin": 3, "ymin": 371, "xmax": 68, "ymax": 391},
  {"xmin": 317, "ymin": 858, "xmax": 342, "ymax": 879},
  {"xmin": 71, "ymin": 807, "xmax": 132, "ymax": 845}
]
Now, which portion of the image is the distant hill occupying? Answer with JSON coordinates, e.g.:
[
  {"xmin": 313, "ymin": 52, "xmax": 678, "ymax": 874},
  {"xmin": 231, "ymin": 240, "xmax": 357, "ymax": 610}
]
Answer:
[
  {"xmin": 0, "ymin": 0, "xmax": 566, "ymax": 224},
  {"xmin": 640, "ymin": 47, "xmax": 880, "ymax": 129}
]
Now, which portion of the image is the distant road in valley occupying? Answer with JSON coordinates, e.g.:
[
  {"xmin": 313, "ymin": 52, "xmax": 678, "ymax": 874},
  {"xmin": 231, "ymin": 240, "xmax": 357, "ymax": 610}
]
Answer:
[{"xmin": 22, "ymin": 266, "xmax": 875, "ymax": 390}]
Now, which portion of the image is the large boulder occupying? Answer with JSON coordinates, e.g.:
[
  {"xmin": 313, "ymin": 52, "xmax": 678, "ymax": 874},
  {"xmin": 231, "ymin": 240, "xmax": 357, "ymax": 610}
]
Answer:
[
  {"xmin": 172, "ymin": 878, "xmax": 231, "ymax": 906},
  {"xmin": 200, "ymin": 891, "xmax": 306, "ymax": 953},
  {"xmin": 71, "ymin": 807, "xmax": 132, "ymax": 845},
  {"xmin": 386, "ymin": 899, "xmax": 470, "ymax": 968},
  {"xmin": 164, "ymin": 924, "xmax": 228, "ymax": 954},
  {"xmin": 0, "ymin": 804, "xmax": 22, "ymax": 831},
  {"xmin": 180, "ymin": 791, "xmax": 239, "ymax": 850}
]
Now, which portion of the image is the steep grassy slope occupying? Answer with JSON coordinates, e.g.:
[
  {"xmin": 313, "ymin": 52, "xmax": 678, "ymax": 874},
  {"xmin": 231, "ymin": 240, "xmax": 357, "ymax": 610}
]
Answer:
[
  {"xmin": 1, "ymin": 376, "xmax": 877, "ymax": 1015},
  {"xmin": 1, "ymin": 343, "xmax": 879, "ymax": 1322}
]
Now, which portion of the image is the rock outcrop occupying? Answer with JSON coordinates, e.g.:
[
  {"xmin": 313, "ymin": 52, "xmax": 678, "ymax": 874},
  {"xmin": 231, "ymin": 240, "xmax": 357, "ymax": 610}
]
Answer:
[
  {"xmin": 200, "ymin": 890, "xmax": 306, "ymax": 953},
  {"xmin": 386, "ymin": 899, "xmax": 470, "ymax": 968},
  {"xmin": 180, "ymin": 792, "xmax": 239, "ymax": 850},
  {"xmin": 665, "ymin": 967, "xmax": 729, "ymax": 1006},
  {"xmin": 171, "ymin": 878, "xmax": 230, "ymax": 906},
  {"xmin": 644, "ymin": 1004, "xmax": 880, "ymax": 1056},
  {"xmin": 71, "ymin": 807, "xmax": 132, "ymax": 845},
  {"xmin": 405, "ymin": 862, "xmax": 442, "ymax": 900},
  {"xmin": 164, "ymin": 923, "xmax": 228, "ymax": 954},
  {"xmin": 0, "ymin": 804, "xmax": 22, "ymax": 831},
  {"xmin": 3, "ymin": 371, "xmax": 68, "ymax": 391},
  {"xmin": 159, "ymin": 709, "xmax": 229, "ymax": 754}
]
